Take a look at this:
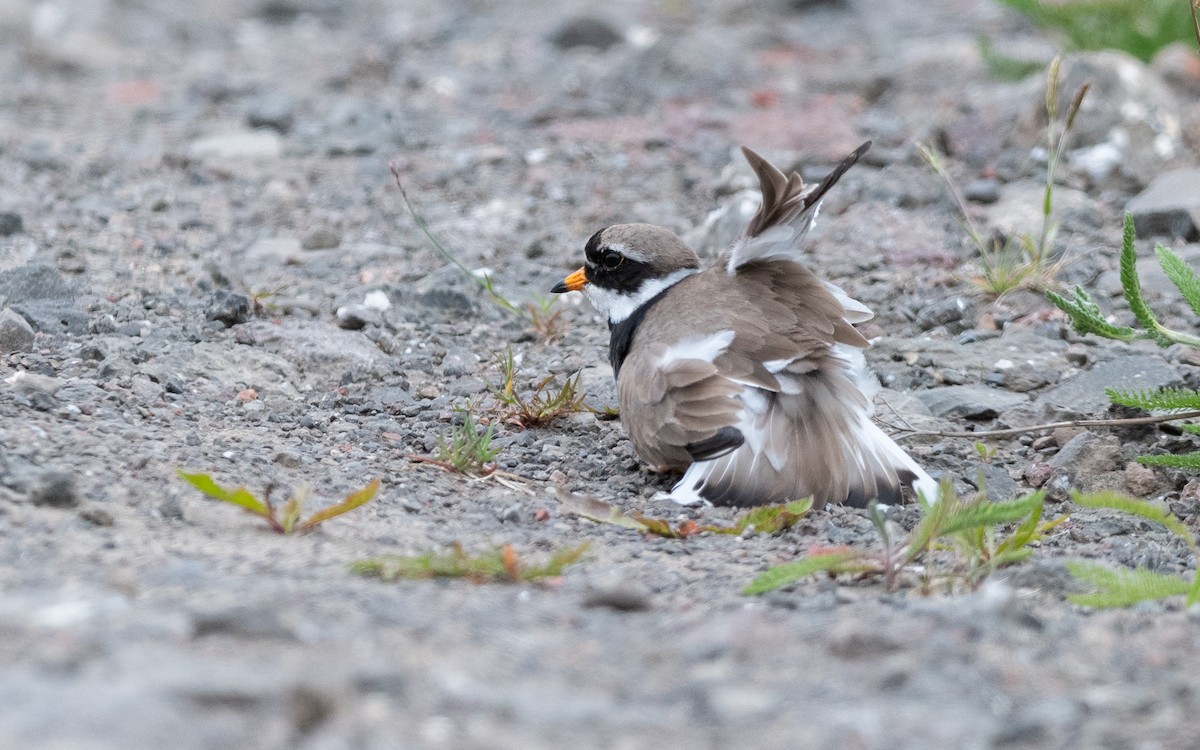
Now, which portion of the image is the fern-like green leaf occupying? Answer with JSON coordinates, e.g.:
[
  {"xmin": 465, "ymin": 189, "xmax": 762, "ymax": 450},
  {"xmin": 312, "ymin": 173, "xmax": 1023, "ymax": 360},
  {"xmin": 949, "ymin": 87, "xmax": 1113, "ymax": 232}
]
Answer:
[
  {"xmin": 1137, "ymin": 453, "xmax": 1200, "ymax": 471},
  {"xmin": 1070, "ymin": 491, "xmax": 1194, "ymax": 547},
  {"xmin": 1180, "ymin": 424, "xmax": 1200, "ymax": 435},
  {"xmin": 1065, "ymin": 560, "xmax": 1190, "ymax": 608},
  {"xmin": 743, "ymin": 551, "xmax": 868, "ymax": 595},
  {"xmin": 932, "ymin": 492, "xmax": 1046, "ymax": 538},
  {"xmin": 1119, "ymin": 213, "xmax": 1173, "ymax": 346},
  {"xmin": 1107, "ymin": 386, "xmax": 1200, "ymax": 412},
  {"xmin": 1045, "ymin": 287, "xmax": 1136, "ymax": 341},
  {"xmin": 1155, "ymin": 244, "xmax": 1200, "ymax": 317}
]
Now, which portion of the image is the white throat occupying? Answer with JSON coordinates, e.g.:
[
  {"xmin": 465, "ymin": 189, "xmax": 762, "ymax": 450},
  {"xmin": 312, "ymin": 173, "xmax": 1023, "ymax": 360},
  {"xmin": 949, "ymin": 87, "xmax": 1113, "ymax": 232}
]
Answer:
[{"xmin": 584, "ymin": 268, "xmax": 699, "ymax": 325}]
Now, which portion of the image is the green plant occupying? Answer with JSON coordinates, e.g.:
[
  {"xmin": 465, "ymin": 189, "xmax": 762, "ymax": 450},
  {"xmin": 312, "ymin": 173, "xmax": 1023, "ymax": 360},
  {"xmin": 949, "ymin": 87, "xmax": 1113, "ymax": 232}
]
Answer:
[
  {"xmin": 1049, "ymin": 213, "xmax": 1200, "ymax": 347},
  {"xmin": 432, "ymin": 409, "xmax": 500, "ymax": 475},
  {"xmin": 922, "ymin": 56, "xmax": 1088, "ymax": 297},
  {"xmin": 491, "ymin": 347, "xmax": 591, "ymax": 427},
  {"xmin": 178, "ymin": 471, "xmax": 379, "ymax": 534},
  {"xmin": 744, "ymin": 482, "xmax": 1066, "ymax": 595},
  {"xmin": 351, "ymin": 542, "xmax": 588, "ymax": 583},
  {"xmin": 389, "ymin": 164, "xmax": 563, "ymax": 341},
  {"xmin": 1065, "ymin": 491, "xmax": 1200, "ymax": 607},
  {"xmin": 996, "ymin": 0, "xmax": 1196, "ymax": 62},
  {"xmin": 1048, "ymin": 212, "xmax": 1200, "ymax": 466}
]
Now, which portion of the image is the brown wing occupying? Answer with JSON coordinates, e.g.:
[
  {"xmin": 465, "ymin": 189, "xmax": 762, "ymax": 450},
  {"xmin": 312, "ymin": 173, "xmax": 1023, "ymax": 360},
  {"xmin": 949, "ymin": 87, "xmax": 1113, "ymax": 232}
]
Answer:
[{"xmin": 617, "ymin": 329, "xmax": 745, "ymax": 471}]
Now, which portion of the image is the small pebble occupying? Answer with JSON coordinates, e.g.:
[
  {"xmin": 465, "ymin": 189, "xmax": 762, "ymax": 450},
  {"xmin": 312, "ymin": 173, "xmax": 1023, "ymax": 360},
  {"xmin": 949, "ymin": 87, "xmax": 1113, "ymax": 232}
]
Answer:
[
  {"xmin": 78, "ymin": 505, "xmax": 115, "ymax": 526},
  {"xmin": 29, "ymin": 471, "xmax": 81, "ymax": 508}
]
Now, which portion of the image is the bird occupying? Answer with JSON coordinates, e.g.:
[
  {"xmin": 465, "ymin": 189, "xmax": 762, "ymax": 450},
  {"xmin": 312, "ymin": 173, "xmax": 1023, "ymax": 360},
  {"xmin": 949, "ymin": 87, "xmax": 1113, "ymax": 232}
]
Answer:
[{"xmin": 550, "ymin": 142, "xmax": 938, "ymax": 509}]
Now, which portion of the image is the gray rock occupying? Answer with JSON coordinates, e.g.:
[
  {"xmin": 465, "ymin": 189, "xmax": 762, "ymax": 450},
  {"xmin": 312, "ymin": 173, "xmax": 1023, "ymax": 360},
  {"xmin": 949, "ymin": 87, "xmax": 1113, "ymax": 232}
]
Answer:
[
  {"xmin": 245, "ymin": 92, "xmax": 297, "ymax": 133},
  {"xmin": 914, "ymin": 385, "xmax": 1028, "ymax": 420},
  {"xmin": 301, "ymin": 227, "xmax": 342, "ymax": 250},
  {"xmin": 205, "ymin": 290, "xmax": 251, "ymax": 327},
  {"xmin": 28, "ymin": 471, "xmax": 81, "ymax": 508},
  {"xmin": 964, "ymin": 462, "xmax": 1021, "ymax": 501},
  {"xmin": 550, "ymin": 17, "xmax": 623, "ymax": 51},
  {"xmin": 1126, "ymin": 169, "xmax": 1200, "ymax": 240},
  {"xmin": 0, "ymin": 263, "xmax": 74, "ymax": 305},
  {"xmin": 0, "ymin": 212, "xmax": 23, "ymax": 236},
  {"xmin": 0, "ymin": 309, "xmax": 35, "ymax": 353},
  {"xmin": 1049, "ymin": 431, "xmax": 1122, "ymax": 477},
  {"xmin": 187, "ymin": 131, "xmax": 282, "ymax": 161},
  {"xmin": 335, "ymin": 304, "xmax": 375, "ymax": 329},
  {"xmin": 1038, "ymin": 355, "xmax": 1181, "ymax": 416}
]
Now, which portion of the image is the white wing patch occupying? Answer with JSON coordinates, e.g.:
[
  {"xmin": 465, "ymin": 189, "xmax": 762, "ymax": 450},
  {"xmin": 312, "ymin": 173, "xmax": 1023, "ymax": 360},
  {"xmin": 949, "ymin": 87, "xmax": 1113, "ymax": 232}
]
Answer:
[
  {"xmin": 822, "ymin": 280, "xmax": 873, "ymax": 323},
  {"xmin": 726, "ymin": 204, "xmax": 819, "ymax": 274},
  {"xmin": 656, "ymin": 329, "xmax": 735, "ymax": 367}
]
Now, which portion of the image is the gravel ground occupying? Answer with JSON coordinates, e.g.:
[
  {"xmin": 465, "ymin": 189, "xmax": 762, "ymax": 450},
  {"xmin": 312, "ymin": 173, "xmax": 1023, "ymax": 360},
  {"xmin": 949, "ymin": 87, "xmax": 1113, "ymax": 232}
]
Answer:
[{"xmin": 4, "ymin": 0, "xmax": 1200, "ymax": 748}]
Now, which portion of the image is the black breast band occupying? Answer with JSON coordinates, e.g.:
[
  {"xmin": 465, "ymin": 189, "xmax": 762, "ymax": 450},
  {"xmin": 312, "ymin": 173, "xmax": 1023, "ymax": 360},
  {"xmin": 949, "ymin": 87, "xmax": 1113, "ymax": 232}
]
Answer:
[{"xmin": 608, "ymin": 287, "xmax": 671, "ymax": 378}]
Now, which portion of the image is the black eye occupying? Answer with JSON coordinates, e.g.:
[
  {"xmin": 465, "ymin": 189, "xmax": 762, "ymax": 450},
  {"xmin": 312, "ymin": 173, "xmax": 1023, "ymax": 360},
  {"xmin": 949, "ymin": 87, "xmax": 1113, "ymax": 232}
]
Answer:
[{"xmin": 601, "ymin": 249, "xmax": 624, "ymax": 269}]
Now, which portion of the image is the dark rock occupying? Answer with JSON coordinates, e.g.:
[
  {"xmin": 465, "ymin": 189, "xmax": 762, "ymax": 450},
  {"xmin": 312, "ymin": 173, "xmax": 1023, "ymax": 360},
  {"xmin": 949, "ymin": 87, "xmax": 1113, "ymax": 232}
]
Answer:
[
  {"xmin": 205, "ymin": 290, "xmax": 251, "ymax": 327},
  {"xmin": 1038, "ymin": 355, "xmax": 1181, "ymax": 416},
  {"xmin": 963, "ymin": 179, "xmax": 1000, "ymax": 204},
  {"xmin": 28, "ymin": 471, "xmax": 81, "ymax": 508},
  {"xmin": 914, "ymin": 385, "xmax": 1028, "ymax": 420},
  {"xmin": 582, "ymin": 578, "xmax": 652, "ymax": 612},
  {"xmin": 191, "ymin": 604, "xmax": 296, "ymax": 640},
  {"xmin": 78, "ymin": 505, "xmax": 115, "ymax": 526},
  {"xmin": 550, "ymin": 17, "xmax": 623, "ymax": 51},
  {"xmin": 991, "ymin": 363, "xmax": 1058, "ymax": 393},
  {"xmin": 0, "ymin": 309, "xmax": 35, "ymax": 353},
  {"xmin": 913, "ymin": 296, "xmax": 973, "ymax": 332},
  {"xmin": 335, "ymin": 304, "xmax": 375, "ymax": 329},
  {"xmin": 1126, "ymin": 168, "xmax": 1200, "ymax": 240},
  {"xmin": 0, "ymin": 212, "xmax": 23, "ymax": 236}
]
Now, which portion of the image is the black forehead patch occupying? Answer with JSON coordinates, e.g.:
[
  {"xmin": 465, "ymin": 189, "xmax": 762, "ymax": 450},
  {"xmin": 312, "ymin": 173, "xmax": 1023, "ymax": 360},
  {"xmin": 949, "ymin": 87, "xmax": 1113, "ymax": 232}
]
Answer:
[{"xmin": 584, "ymin": 228, "xmax": 606, "ymax": 264}]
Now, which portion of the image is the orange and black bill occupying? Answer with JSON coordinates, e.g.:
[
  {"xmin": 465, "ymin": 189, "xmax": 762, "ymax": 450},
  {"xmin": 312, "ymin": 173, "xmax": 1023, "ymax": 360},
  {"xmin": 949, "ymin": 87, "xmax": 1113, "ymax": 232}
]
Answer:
[{"xmin": 551, "ymin": 267, "xmax": 588, "ymax": 294}]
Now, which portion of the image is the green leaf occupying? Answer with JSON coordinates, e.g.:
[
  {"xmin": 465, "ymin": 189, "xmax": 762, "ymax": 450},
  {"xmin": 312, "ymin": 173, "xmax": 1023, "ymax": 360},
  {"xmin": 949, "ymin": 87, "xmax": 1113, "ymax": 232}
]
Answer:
[
  {"xmin": 1065, "ymin": 560, "xmax": 1191, "ymax": 608},
  {"xmin": 177, "ymin": 471, "xmax": 271, "ymax": 516},
  {"xmin": 1070, "ymin": 490, "xmax": 1195, "ymax": 548},
  {"xmin": 1045, "ymin": 287, "xmax": 1136, "ymax": 341},
  {"xmin": 295, "ymin": 478, "xmax": 380, "ymax": 532},
  {"xmin": 1107, "ymin": 386, "xmax": 1200, "ymax": 412},
  {"xmin": 744, "ymin": 550, "xmax": 868, "ymax": 595},
  {"xmin": 1155, "ymin": 244, "xmax": 1200, "ymax": 317},
  {"xmin": 734, "ymin": 499, "xmax": 813, "ymax": 534},
  {"xmin": 1119, "ymin": 213, "xmax": 1174, "ymax": 346}
]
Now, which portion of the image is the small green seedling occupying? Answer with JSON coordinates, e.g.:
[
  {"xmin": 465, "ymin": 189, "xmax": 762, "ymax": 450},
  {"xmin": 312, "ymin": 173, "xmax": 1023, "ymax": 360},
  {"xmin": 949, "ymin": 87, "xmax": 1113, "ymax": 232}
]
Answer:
[
  {"xmin": 351, "ymin": 542, "xmax": 589, "ymax": 583},
  {"xmin": 178, "ymin": 471, "xmax": 379, "ymax": 534},
  {"xmin": 429, "ymin": 409, "xmax": 500, "ymax": 476},
  {"xmin": 491, "ymin": 347, "xmax": 590, "ymax": 428}
]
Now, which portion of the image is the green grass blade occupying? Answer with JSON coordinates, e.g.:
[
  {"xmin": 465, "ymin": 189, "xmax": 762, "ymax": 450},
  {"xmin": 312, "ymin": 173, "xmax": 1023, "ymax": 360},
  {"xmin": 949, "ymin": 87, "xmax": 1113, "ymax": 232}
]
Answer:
[
  {"xmin": 1065, "ymin": 560, "xmax": 1191, "ymax": 608},
  {"xmin": 1119, "ymin": 213, "xmax": 1172, "ymax": 346},
  {"xmin": 744, "ymin": 551, "xmax": 866, "ymax": 595},
  {"xmin": 1070, "ymin": 490, "xmax": 1194, "ymax": 548},
  {"xmin": 935, "ymin": 492, "xmax": 1046, "ymax": 538},
  {"xmin": 177, "ymin": 471, "xmax": 270, "ymax": 516}
]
